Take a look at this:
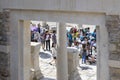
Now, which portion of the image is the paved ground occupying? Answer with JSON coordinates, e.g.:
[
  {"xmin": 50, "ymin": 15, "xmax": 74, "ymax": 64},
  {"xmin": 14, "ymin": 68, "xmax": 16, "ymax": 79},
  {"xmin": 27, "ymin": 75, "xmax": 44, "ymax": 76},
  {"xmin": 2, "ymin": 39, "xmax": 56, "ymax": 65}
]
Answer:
[
  {"xmin": 39, "ymin": 50, "xmax": 56, "ymax": 80},
  {"xmin": 39, "ymin": 50, "xmax": 96, "ymax": 80},
  {"xmin": 79, "ymin": 62, "xmax": 96, "ymax": 80}
]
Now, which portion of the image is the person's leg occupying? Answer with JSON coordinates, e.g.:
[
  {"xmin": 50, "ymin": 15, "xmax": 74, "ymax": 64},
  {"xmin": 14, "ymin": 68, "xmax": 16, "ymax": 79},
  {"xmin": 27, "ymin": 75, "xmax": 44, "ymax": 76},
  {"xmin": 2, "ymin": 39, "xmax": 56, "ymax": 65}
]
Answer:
[
  {"xmin": 48, "ymin": 40, "xmax": 50, "ymax": 50},
  {"xmin": 46, "ymin": 40, "xmax": 49, "ymax": 50},
  {"xmin": 68, "ymin": 40, "xmax": 70, "ymax": 47},
  {"xmin": 43, "ymin": 41, "xmax": 45, "ymax": 50},
  {"xmin": 47, "ymin": 40, "xmax": 49, "ymax": 50},
  {"xmin": 84, "ymin": 54, "xmax": 86, "ymax": 63},
  {"xmin": 49, "ymin": 57, "xmax": 56, "ymax": 65},
  {"xmin": 46, "ymin": 40, "xmax": 48, "ymax": 50},
  {"xmin": 69, "ymin": 40, "xmax": 72, "ymax": 47},
  {"xmin": 91, "ymin": 46, "xmax": 92, "ymax": 55},
  {"xmin": 70, "ymin": 41, "xmax": 72, "ymax": 47},
  {"xmin": 83, "ymin": 53, "xmax": 86, "ymax": 64},
  {"xmin": 82, "ymin": 54, "xmax": 84, "ymax": 64}
]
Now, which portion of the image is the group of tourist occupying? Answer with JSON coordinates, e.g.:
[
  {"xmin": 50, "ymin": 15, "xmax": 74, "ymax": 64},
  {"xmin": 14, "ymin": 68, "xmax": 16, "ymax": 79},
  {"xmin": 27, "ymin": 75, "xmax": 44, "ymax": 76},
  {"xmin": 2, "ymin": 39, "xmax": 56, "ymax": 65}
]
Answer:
[
  {"xmin": 30, "ymin": 22, "xmax": 57, "ymax": 51},
  {"xmin": 31, "ymin": 22, "xmax": 97, "ymax": 64},
  {"xmin": 67, "ymin": 27, "xmax": 97, "ymax": 64}
]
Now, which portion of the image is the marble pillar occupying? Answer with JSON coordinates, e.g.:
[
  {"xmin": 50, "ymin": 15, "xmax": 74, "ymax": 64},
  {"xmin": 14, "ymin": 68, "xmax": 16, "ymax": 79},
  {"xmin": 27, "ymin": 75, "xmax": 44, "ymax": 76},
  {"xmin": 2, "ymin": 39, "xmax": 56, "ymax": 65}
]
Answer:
[
  {"xmin": 22, "ymin": 20, "xmax": 31, "ymax": 80},
  {"xmin": 31, "ymin": 42, "xmax": 43, "ymax": 79},
  {"xmin": 57, "ymin": 22, "xmax": 68, "ymax": 80},
  {"xmin": 10, "ymin": 20, "xmax": 31, "ymax": 80}
]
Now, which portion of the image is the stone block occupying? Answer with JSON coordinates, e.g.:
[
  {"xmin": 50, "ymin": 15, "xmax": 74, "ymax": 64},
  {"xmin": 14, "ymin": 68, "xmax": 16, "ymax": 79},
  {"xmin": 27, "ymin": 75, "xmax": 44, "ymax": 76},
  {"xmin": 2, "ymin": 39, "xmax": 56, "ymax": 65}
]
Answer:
[
  {"xmin": 0, "ymin": 52, "xmax": 9, "ymax": 64},
  {"xmin": 109, "ymin": 31, "xmax": 120, "ymax": 43},
  {"xmin": 0, "ymin": 13, "xmax": 3, "ymax": 19},
  {"xmin": 111, "ymin": 77, "xmax": 120, "ymax": 80},
  {"xmin": 0, "ymin": 41, "xmax": 9, "ymax": 45},
  {"xmin": 106, "ymin": 15, "xmax": 119, "ymax": 22},
  {"xmin": 31, "ymin": 42, "xmax": 43, "ymax": 80},
  {"xmin": 109, "ymin": 43, "xmax": 116, "ymax": 52},
  {"xmin": 0, "ymin": 52, "xmax": 9, "ymax": 80},
  {"xmin": 109, "ymin": 52, "xmax": 120, "ymax": 61},
  {"xmin": 118, "ymin": 44, "xmax": 120, "ymax": 47},
  {"xmin": 109, "ymin": 60, "xmax": 120, "ymax": 68},
  {"xmin": 106, "ymin": 15, "xmax": 120, "ymax": 43},
  {"xmin": 110, "ymin": 67, "xmax": 120, "ymax": 80},
  {"xmin": 0, "ymin": 45, "xmax": 10, "ymax": 53},
  {"xmin": 0, "ymin": 33, "xmax": 10, "ymax": 45},
  {"xmin": 67, "ymin": 47, "xmax": 80, "ymax": 80},
  {"xmin": 0, "ymin": 10, "xmax": 10, "ymax": 80},
  {"xmin": 0, "ymin": 35, "xmax": 7, "ymax": 42},
  {"xmin": 3, "ymin": 11, "xmax": 10, "ymax": 18},
  {"xmin": 0, "ymin": 19, "xmax": 2, "ymax": 23},
  {"xmin": 117, "ymin": 48, "xmax": 120, "ymax": 52}
]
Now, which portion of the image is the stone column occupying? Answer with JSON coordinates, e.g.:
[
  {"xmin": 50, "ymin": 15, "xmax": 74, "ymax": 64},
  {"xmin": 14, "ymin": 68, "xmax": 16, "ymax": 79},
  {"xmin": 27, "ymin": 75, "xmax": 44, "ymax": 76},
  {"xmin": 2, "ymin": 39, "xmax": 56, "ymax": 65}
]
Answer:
[
  {"xmin": 10, "ymin": 13, "xmax": 20, "ymax": 80},
  {"xmin": 18, "ymin": 20, "xmax": 31, "ymax": 80},
  {"xmin": 57, "ymin": 22, "xmax": 68, "ymax": 80},
  {"xmin": 67, "ymin": 47, "xmax": 80, "ymax": 80},
  {"xmin": 22, "ymin": 20, "xmax": 31, "ymax": 80},
  {"xmin": 98, "ymin": 23, "xmax": 109, "ymax": 80},
  {"xmin": 11, "ymin": 20, "xmax": 31, "ymax": 80},
  {"xmin": 31, "ymin": 42, "xmax": 43, "ymax": 79}
]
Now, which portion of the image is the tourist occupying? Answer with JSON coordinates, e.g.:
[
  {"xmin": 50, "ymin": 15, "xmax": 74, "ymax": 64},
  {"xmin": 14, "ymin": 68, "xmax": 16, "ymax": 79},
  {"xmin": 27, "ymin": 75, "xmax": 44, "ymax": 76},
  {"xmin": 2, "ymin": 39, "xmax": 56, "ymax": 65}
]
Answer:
[
  {"xmin": 49, "ymin": 41, "xmax": 57, "ymax": 65},
  {"xmin": 52, "ymin": 30, "xmax": 57, "ymax": 48},
  {"xmin": 45, "ymin": 24, "xmax": 50, "ymax": 31},
  {"xmin": 40, "ymin": 29, "xmax": 46, "ymax": 50},
  {"xmin": 31, "ymin": 31, "xmax": 34, "ymax": 41},
  {"xmin": 81, "ymin": 44, "xmax": 87, "ymax": 64},
  {"xmin": 33, "ymin": 29, "xmax": 40, "ymax": 42},
  {"xmin": 67, "ymin": 30, "xmax": 73, "ymax": 47},
  {"xmin": 92, "ymin": 29, "xmax": 96, "ymax": 39},
  {"xmin": 45, "ymin": 31, "xmax": 51, "ymax": 51},
  {"xmin": 37, "ymin": 23, "xmax": 42, "ymax": 34}
]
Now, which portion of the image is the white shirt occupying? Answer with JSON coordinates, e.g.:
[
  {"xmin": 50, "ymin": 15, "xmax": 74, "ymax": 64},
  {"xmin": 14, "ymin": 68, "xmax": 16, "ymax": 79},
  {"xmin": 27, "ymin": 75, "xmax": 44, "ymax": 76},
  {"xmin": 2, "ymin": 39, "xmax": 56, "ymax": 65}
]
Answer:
[{"xmin": 45, "ymin": 34, "xmax": 50, "ymax": 40}]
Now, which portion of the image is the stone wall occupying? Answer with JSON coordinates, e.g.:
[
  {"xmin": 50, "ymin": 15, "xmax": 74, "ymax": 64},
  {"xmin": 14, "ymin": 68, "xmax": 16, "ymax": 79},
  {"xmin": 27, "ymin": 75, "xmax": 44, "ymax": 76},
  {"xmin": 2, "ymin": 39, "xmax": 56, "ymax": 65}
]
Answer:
[
  {"xmin": 1, "ymin": 10, "xmax": 120, "ymax": 80},
  {"xmin": 0, "ymin": 10, "xmax": 10, "ymax": 80},
  {"xmin": 106, "ymin": 15, "xmax": 120, "ymax": 80}
]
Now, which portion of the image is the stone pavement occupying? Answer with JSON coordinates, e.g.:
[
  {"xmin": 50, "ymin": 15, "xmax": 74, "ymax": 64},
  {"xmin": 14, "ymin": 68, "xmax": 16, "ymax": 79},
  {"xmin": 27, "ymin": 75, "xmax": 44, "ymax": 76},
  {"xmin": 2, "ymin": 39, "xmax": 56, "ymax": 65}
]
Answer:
[
  {"xmin": 39, "ymin": 50, "xmax": 56, "ymax": 80},
  {"xmin": 78, "ymin": 61, "xmax": 96, "ymax": 80},
  {"xmin": 39, "ymin": 50, "xmax": 96, "ymax": 80}
]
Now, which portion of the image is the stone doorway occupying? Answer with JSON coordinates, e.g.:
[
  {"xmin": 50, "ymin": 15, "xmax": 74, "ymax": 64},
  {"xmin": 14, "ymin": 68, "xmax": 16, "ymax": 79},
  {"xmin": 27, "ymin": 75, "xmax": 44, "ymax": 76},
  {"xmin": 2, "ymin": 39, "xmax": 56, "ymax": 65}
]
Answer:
[
  {"xmin": 12, "ymin": 20, "xmax": 58, "ymax": 80},
  {"xmin": 11, "ymin": 20, "xmax": 69, "ymax": 80},
  {"xmin": 9, "ymin": 10, "xmax": 109, "ymax": 80},
  {"xmin": 18, "ymin": 20, "xmax": 58, "ymax": 80},
  {"xmin": 78, "ymin": 24, "xmax": 97, "ymax": 80}
]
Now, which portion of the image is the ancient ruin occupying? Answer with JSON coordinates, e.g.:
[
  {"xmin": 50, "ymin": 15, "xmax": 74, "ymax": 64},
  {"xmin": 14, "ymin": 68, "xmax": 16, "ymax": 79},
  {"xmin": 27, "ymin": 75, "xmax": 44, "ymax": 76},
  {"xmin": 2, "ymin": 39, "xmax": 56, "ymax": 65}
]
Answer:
[{"xmin": 0, "ymin": 0, "xmax": 120, "ymax": 80}]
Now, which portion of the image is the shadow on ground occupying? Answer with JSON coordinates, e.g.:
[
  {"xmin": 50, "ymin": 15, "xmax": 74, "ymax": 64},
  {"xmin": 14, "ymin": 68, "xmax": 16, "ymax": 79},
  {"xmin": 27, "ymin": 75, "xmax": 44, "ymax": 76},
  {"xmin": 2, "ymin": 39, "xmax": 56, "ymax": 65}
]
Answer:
[
  {"xmin": 79, "ymin": 65, "xmax": 93, "ymax": 70},
  {"xmin": 39, "ymin": 51, "xmax": 51, "ymax": 59}
]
